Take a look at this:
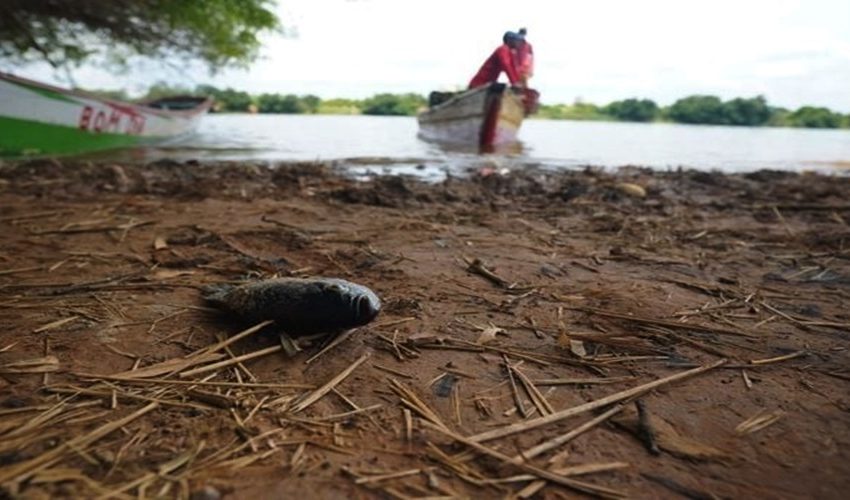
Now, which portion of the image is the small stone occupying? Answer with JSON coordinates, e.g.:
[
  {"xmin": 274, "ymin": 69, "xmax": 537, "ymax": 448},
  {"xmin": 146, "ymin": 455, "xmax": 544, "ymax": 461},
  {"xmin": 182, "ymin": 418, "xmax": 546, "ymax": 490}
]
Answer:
[
  {"xmin": 615, "ymin": 182, "xmax": 647, "ymax": 198},
  {"xmin": 190, "ymin": 486, "xmax": 221, "ymax": 500}
]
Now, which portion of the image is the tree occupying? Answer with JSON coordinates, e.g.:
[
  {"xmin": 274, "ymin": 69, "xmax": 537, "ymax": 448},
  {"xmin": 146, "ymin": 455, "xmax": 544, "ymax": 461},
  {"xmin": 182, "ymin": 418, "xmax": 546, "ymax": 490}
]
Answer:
[
  {"xmin": 195, "ymin": 85, "xmax": 254, "ymax": 112},
  {"xmin": 257, "ymin": 93, "xmax": 305, "ymax": 113},
  {"xmin": 787, "ymin": 106, "xmax": 843, "ymax": 128},
  {"xmin": 722, "ymin": 96, "xmax": 771, "ymax": 126},
  {"xmin": 300, "ymin": 94, "xmax": 321, "ymax": 114},
  {"xmin": 766, "ymin": 107, "xmax": 791, "ymax": 127},
  {"xmin": 361, "ymin": 93, "xmax": 426, "ymax": 116},
  {"xmin": 74, "ymin": 87, "xmax": 130, "ymax": 101},
  {"xmin": 142, "ymin": 81, "xmax": 192, "ymax": 101},
  {"xmin": 604, "ymin": 98, "xmax": 658, "ymax": 122},
  {"xmin": 0, "ymin": 0, "xmax": 279, "ymax": 71},
  {"xmin": 317, "ymin": 98, "xmax": 361, "ymax": 115},
  {"xmin": 668, "ymin": 95, "xmax": 727, "ymax": 124}
]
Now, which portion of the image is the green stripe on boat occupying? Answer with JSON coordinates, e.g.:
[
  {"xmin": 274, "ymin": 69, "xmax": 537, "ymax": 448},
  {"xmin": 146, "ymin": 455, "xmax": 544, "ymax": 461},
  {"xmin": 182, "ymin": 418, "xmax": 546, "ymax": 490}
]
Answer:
[
  {"xmin": 1, "ymin": 72, "xmax": 210, "ymax": 157},
  {"xmin": 0, "ymin": 115, "xmax": 153, "ymax": 157}
]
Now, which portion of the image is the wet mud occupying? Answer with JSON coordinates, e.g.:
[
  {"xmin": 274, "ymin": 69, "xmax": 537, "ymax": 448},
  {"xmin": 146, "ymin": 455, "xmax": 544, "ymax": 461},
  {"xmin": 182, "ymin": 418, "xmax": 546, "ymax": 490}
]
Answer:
[{"xmin": 1, "ymin": 159, "xmax": 849, "ymax": 498}]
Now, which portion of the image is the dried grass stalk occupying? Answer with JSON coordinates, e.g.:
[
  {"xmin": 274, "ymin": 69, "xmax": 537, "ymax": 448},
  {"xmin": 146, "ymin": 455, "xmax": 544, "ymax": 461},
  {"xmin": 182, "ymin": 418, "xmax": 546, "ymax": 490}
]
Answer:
[
  {"xmin": 421, "ymin": 420, "xmax": 624, "ymax": 499},
  {"xmin": 290, "ymin": 353, "xmax": 370, "ymax": 413},
  {"xmin": 0, "ymin": 356, "xmax": 59, "ymax": 374},
  {"xmin": 469, "ymin": 359, "xmax": 726, "ymax": 443},
  {"xmin": 0, "ymin": 402, "xmax": 158, "ymax": 483}
]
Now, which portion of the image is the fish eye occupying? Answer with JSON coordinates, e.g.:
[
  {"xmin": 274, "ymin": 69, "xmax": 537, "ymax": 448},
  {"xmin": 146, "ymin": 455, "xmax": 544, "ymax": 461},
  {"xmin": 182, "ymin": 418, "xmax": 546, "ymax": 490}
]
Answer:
[{"xmin": 357, "ymin": 295, "xmax": 375, "ymax": 320}]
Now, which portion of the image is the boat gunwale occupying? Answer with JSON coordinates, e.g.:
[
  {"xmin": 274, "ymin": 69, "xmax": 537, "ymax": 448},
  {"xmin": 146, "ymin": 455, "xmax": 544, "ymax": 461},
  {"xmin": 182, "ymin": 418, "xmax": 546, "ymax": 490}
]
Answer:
[
  {"xmin": 417, "ymin": 84, "xmax": 495, "ymax": 119},
  {"xmin": 417, "ymin": 83, "xmax": 532, "ymax": 122},
  {"xmin": 0, "ymin": 72, "xmax": 213, "ymax": 119}
]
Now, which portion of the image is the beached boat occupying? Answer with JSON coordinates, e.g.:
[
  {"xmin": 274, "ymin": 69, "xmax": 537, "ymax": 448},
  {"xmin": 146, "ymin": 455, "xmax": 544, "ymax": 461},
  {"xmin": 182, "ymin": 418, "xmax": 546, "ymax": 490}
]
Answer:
[
  {"xmin": 0, "ymin": 72, "xmax": 212, "ymax": 157},
  {"xmin": 417, "ymin": 83, "xmax": 538, "ymax": 149}
]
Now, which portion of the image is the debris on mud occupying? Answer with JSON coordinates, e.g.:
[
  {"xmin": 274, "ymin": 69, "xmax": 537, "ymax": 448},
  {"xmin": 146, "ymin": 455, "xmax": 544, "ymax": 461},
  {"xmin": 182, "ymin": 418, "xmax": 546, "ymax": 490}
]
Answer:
[{"xmin": 1, "ymin": 159, "xmax": 849, "ymax": 499}]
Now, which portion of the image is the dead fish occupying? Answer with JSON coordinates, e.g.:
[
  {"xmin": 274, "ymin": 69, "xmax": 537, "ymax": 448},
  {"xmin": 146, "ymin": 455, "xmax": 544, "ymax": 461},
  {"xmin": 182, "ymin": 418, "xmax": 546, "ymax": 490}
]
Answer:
[{"xmin": 203, "ymin": 277, "xmax": 381, "ymax": 336}]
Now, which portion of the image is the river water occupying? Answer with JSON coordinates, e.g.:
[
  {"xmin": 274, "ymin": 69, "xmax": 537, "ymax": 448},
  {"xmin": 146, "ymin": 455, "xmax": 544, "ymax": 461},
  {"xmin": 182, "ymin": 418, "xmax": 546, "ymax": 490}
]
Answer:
[{"xmin": 100, "ymin": 114, "xmax": 850, "ymax": 179}]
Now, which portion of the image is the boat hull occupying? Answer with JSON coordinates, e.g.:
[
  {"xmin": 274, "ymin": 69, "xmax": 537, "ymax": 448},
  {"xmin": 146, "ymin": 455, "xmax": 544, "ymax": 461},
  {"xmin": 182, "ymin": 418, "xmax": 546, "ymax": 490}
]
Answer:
[
  {"xmin": 0, "ymin": 73, "xmax": 211, "ymax": 156},
  {"xmin": 417, "ymin": 83, "xmax": 535, "ymax": 148}
]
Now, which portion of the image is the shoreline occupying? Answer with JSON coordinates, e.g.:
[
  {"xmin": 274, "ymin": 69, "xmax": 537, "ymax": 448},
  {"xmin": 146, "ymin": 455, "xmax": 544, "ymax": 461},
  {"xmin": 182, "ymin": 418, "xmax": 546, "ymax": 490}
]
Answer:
[
  {"xmin": 4, "ymin": 152, "xmax": 848, "ymax": 185},
  {"xmin": 1, "ymin": 159, "xmax": 849, "ymax": 498},
  {"xmin": 2, "ymin": 156, "xmax": 843, "ymax": 199}
]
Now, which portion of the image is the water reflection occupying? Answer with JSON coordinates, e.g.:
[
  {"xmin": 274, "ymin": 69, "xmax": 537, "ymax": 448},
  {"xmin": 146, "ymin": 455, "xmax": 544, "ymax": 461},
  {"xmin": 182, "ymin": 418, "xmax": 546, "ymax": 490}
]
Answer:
[
  {"xmin": 418, "ymin": 133, "xmax": 526, "ymax": 156},
  {"xmin": 59, "ymin": 114, "xmax": 850, "ymax": 177}
]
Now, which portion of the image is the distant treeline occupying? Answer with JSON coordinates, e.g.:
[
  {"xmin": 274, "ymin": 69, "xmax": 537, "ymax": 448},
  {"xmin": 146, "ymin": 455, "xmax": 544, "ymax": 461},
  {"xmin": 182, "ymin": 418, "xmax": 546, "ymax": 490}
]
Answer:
[
  {"xmin": 84, "ymin": 83, "xmax": 850, "ymax": 129},
  {"xmin": 538, "ymin": 96, "xmax": 849, "ymax": 129},
  {"xmin": 84, "ymin": 82, "xmax": 426, "ymax": 116}
]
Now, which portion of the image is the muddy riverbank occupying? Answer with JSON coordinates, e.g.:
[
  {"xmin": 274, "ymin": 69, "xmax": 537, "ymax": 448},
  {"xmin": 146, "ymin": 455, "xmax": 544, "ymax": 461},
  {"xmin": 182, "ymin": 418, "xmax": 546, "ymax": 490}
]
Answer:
[{"xmin": 1, "ymin": 159, "xmax": 849, "ymax": 498}]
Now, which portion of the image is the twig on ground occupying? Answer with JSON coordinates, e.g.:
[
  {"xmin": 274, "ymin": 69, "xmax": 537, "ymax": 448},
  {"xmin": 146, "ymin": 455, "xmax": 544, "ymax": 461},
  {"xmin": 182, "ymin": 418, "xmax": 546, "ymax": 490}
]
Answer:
[
  {"xmin": 305, "ymin": 328, "xmax": 358, "ymax": 365},
  {"xmin": 290, "ymin": 353, "xmax": 370, "ymax": 413},
  {"xmin": 511, "ymin": 405, "xmax": 624, "ymax": 463},
  {"xmin": 750, "ymin": 351, "xmax": 807, "ymax": 365},
  {"xmin": 178, "ymin": 346, "xmax": 282, "ymax": 378},
  {"xmin": 465, "ymin": 257, "xmax": 513, "ymax": 289},
  {"xmin": 0, "ymin": 402, "xmax": 159, "ymax": 483},
  {"xmin": 420, "ymin": 419, "xmax": 625, "ymax": 499},
  {"xmin": 735, "ymin": 409, "xmax": 784, "ymax": 435},
  {"xmin": 468, "ymin": 359, "xmax": 726, "ymax": 443},
  {"xmin": 635, "ymin": 400, "xmax": 660, "ymax": 456}
]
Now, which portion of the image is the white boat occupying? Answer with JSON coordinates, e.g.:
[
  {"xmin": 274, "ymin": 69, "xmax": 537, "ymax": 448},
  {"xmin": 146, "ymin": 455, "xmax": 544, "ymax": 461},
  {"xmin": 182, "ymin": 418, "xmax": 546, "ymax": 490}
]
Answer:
[
  {"xmin": 0, "ymin": 72, "xmax": 212, "ymax": 156},
  {"xmin": 417, "ymin": 83, "xmax": 538, "ymax": 149}
]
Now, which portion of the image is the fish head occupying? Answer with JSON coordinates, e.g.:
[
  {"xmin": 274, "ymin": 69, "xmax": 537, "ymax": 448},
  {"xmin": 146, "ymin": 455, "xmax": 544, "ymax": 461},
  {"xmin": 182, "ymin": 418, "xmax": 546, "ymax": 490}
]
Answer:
[
  {"xmin": 320, "ymin": 279, "xmax": 381, "ymax": 326},
  {"xmin": 353, "ymin": 288, "xmax": 382, "ymax": 325},
  {"xmin": 201, "ymin": 283, "xmax": 235, "ymax": 306}
]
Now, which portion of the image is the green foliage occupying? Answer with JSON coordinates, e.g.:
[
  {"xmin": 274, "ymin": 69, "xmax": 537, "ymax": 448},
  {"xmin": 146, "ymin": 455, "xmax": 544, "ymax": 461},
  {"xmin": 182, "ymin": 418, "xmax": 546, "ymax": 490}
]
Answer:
[
  {"xmin": 786, "ymin": 106, "xmax": 843, "ymax": 128},
  {"xmin": 722, "ymin": 96, "xmax": 771, "ymax": 126},
  {"xmin": 0, "ymin": 0, "xmax": 279, "ymax": 71},
  {"xmin": 142, "ymin": 82, "xmax": 192, "ymax": 101},
  {"xmin": 668, "ymin": 95, "xmax": 775, "ymax": 126},
  {"xmin": 86, "ymin": 82, "xmax": 850, "ymax": 129},
  {"xmin": 361, "ymin": 93, "xmax": 426, "ymax": 116},
  {"xmin": 254, "ymin": 93, "xmax": 321, "ymax": 114},
  {"xmin": 537, "ymin": 102, "xmax": 609, "ymax": 120},
  {"xmin": 300, "ymin": 95, "xmax": 321, "ymax": 114},
  {"xmin": 195, "ymin": 85, "xmax": 254, "ymax": 112},
  {"xmin": 75, "ymin": 87, "xmax": 130, "ymax": 102},
  {"xmin": 668, "ymin": 95, "xmax": 727, "ymax": 125},
  {"xmin": 766, "ymin": 107, "xmax": 791, "ymax": 127},
  {"xmin": 257, "ymin": 93, "xmax": 304, "ymax": 113},
  {"xmin": 187, "ymin": 86, "xmax": 427, "ymax": 116},
  {"xmin": 604, "ymin": 98, "xmax": 659, "ymax": 122},
  {"xmin": 317, "ymin": 98, "xmax": 360, "ymax": 115}
]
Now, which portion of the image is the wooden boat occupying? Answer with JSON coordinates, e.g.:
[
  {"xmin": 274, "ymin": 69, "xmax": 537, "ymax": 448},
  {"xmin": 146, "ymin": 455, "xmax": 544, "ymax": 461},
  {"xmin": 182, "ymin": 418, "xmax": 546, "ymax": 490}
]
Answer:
[
  {"xmin": 0, "ymin": 72, "xmax": 212, "ymax": 157},
  {"xmin": 417, "ymin": 83, "xmax": 539, "ymax": 149}
]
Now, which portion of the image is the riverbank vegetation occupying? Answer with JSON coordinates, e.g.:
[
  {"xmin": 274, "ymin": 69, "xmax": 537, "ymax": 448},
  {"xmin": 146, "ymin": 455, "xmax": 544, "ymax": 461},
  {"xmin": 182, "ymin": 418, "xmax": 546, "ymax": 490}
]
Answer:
[
  {"xmin": 85, "ymin": 83, "xmax": 850, "ymax": 129},
  {"xmin": 4, "ymin": 4, "xmax": 845, "ymax": 130},
  {"xmin": 539, "ymin": 95, "xmax": 849, "ymax": 129},
  {"xmin": 0, "ymin": 0, "xmax": 279, "ymax": 70}
]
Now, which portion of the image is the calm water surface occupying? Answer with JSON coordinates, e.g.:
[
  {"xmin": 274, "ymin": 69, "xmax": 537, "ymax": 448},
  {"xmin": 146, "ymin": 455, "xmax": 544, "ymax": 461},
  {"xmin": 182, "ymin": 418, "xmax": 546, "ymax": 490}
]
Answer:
[{"xmin": 110, "ymin": 114, "xmax": 849, "ymax": 177}]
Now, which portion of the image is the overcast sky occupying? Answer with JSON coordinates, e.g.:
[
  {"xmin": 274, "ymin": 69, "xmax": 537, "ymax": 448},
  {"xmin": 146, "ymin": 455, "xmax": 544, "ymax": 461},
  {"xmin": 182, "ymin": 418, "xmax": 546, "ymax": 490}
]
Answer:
[{"xmin": 15, "ymin": 0, "xmax": 850, "ymax": 110}]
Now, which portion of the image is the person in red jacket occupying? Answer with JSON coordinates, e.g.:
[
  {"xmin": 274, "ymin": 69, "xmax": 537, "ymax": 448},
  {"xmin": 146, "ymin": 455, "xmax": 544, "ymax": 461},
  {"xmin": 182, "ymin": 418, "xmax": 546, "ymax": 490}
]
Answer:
[
  {"xmin": 516, "ymin": 27, "xmax": 534, "ymax": 86},
  {"xmin": 468, "ymin": 31, "xmax": 523, "ymax": 89}
]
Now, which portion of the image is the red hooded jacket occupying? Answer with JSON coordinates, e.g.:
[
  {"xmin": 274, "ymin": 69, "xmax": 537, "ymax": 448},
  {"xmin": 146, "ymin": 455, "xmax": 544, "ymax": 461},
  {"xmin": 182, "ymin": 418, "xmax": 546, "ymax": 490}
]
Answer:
[
  {"xmin": 516, "ymin": 41, "xmax": 534, "ymax": 80},
  {"xmin": 468, "ymin": 44, "xmax": 521, "ymax": 88}
]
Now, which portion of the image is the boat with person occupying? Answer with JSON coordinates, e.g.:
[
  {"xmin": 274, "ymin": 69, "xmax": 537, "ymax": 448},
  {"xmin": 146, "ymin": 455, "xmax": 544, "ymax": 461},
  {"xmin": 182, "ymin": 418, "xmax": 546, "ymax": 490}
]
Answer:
[
  {"xmin": 417, "ymin": 82, "xmax": 538, "ymax": 150},
  {"xmin": 0, "ymin": 72, "xmax": 212, "ymax": 157}
]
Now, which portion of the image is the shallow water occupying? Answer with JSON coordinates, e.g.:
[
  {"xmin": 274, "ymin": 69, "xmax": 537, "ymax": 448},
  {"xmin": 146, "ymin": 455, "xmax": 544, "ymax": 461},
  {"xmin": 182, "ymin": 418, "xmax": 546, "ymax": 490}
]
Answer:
[{"xmin": 84, "ymin": 114, "xmax": 850, "ymax": 177}]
